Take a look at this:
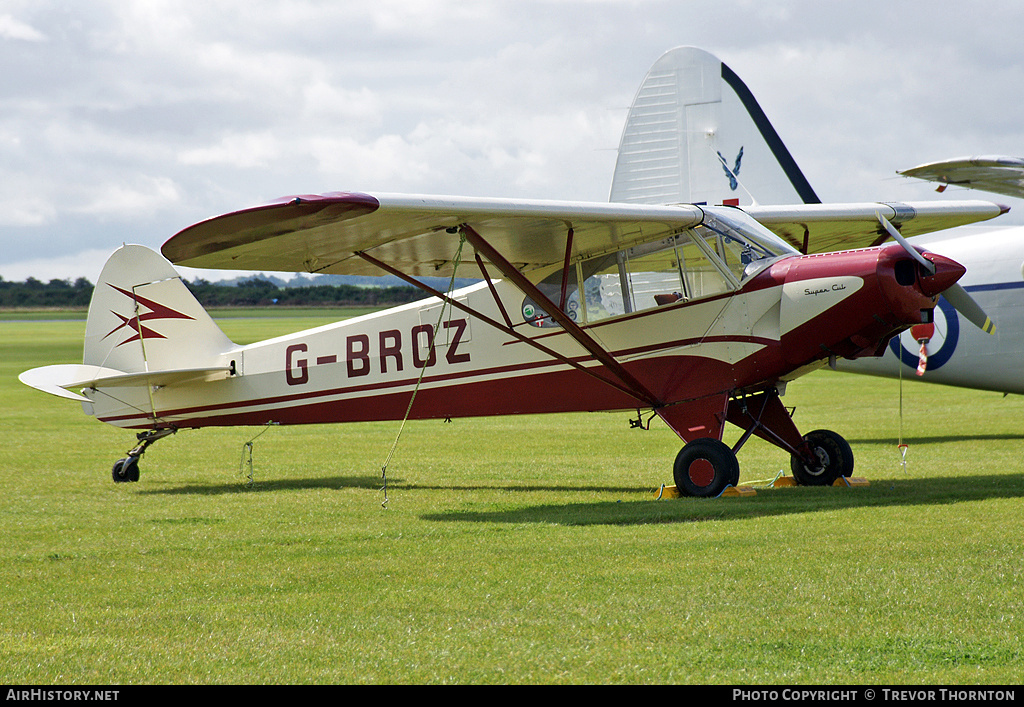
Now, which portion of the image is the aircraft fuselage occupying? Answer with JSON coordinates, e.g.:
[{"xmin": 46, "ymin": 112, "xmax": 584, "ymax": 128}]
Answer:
[{"xmin": 84, "ymin": 242, "xmax": 958, "ymax": 441}]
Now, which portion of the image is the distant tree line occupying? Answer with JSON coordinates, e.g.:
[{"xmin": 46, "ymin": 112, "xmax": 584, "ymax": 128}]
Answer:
[
  {"xmin": 184, "ymin": 277, "xmax": 423, "ymax": 307},
  {"xmin": 0, "ymin": 277, "xmax": 94, "ymax": 308},
  {"xmin": 0, "ymin": 275, "xmax": 424, "ymax": 308}
]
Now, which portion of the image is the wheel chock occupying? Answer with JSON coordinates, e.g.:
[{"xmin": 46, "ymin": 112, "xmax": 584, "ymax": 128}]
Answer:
[
  {"xmin": 771, "ymin": 476, "xmax": 799, "ymax": 487},
  {"xmin": 654, "ymin": 484, "xmax": 756, "ymax": 499},
  {"xmin": 720, "ymin": 485, "xmax": 756, "ymax": 497},
  {"xmin": 833, "ymin": 476, "xmax": 870, "ymax": 487},
  {"xmin": 656, "ymin": 484, "xmax": 681, "ymax": 499}
]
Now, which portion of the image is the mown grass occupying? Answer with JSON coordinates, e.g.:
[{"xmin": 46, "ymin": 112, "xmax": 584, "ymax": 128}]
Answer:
[{"xmin": 0, "ymin": 314, "xmax": 1021, "ymax": 684}]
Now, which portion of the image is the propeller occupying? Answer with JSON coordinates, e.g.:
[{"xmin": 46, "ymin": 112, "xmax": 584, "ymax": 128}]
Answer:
[{"xmin": 877, "ymin": 213, "xmax": 996, "ymax": 335}]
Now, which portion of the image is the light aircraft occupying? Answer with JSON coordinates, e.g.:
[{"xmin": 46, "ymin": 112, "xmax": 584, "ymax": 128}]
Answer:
[
  {"xmin": 619, "ymin": 46, "xmax": 1024, "ymax": 395},
  {"xmin": 19, "ymin": 51, "xmax": 1009, "ymax": 496}
]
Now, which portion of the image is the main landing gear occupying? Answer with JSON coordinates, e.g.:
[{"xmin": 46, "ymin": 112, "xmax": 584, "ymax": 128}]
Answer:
[
  {"xmin": 112, "ymin": 428, "xmax": 176, "ymax": 483},
  {"xmin": 789, "ymin": 428, "xmax": 854, "ymax": 485},
  {"xmin": 673, "ymin": 438, "xmax": 740, "ymax": 498},
  {"xmin": 663, "ymin": 388, "xmax": 854, "ymax": 497}
]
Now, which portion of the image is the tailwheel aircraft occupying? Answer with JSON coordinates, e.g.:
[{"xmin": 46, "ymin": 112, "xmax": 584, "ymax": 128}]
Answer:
[{"xmin": 20, "ymin": 194, "xmax": 1001, "ymax": 495}]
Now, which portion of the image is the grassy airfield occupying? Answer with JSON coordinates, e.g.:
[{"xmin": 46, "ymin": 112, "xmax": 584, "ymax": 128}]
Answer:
[{"xmin": 1, "ymin": 310, "xmax": 1022, "ymax": 684}]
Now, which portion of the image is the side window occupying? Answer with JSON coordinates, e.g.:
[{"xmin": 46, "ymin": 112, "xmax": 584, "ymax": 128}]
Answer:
[
  {"xmin": 678, "ymin": 236, "xmax": 734, "ymax": 300},
  {"xmin": 522, "ymin": 266, "xmax": 583, "ymax": 328},
  {"xmin": 581, "ymin": 253, "xmax": 629, "ymax": 322},
  {"xmin": 522, "ymin": 229, "xmax": 741, "ymax": 328},
  {"xmin": 695, "ymin": 227, "xmax": 752, "ymax": 282},
  {"xmin": 623, "ymin": 235, "xmax": 731, "ymax": 310},
  {"xmin": 620, "ymin": 246, "xmax": 685, "ymax": 311}
]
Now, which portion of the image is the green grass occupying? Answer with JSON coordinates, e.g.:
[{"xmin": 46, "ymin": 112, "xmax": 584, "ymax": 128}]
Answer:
[{"xmin": 1, "ymin": 315, "xmax": 1022, "ymax": 684}]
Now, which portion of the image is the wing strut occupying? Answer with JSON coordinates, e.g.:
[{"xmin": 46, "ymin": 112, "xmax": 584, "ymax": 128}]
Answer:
[
  {"xmin": 354, "ymin": 250, "xmax": 648, "ymax": 404},
  {"xmin": 475, "ymin": 253, "xmax": 515, "ymax": 329},
  {"xmin": 458, "ymin": 224, "xmax": 663, "ymax": 408},
  {"xmin": 559, "ymin": 227, "xmax": 574, "ymax": 311}
]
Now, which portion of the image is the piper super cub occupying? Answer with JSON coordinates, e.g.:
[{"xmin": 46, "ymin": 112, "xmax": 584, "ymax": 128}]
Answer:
[{"xmin": 20, "ymin": 191, "xmax": 1005, "ymax": 495}]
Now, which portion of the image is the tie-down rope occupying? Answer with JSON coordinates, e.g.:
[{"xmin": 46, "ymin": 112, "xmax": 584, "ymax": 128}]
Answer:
[{"xmin": 379, "ymin": 232, "xmax": 467, "ymax": 508}]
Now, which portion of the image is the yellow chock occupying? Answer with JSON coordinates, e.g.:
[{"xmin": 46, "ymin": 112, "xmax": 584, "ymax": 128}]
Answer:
[
  {"xmin": 721, "ymin": 485, "xmax": 756, "ymax": 497},
  {"xmin": 656, "ymin": 484, "xmax": 681, "ymax": 499},
  {"xmin": 833, "ymin": 476, "xmax": 870, "ymax": 487},
  {"xmin": 772, "ymin": 476, "xmax": 799, "ymax": 487},
  {"xmin": 654, "ymin": 484, "xmax": 755, "ymax": 499}
]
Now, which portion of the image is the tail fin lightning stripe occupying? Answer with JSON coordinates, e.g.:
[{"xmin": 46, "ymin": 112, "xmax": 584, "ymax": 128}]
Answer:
[{"xmin": 102, "ymin": 283, "xmax": 195, "ymax": 347}]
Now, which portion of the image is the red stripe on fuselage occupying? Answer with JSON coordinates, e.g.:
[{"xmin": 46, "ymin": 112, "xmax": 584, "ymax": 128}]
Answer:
[{"xmin": 98, "ymin": 336, "xmax": 779, "ymax": 429}]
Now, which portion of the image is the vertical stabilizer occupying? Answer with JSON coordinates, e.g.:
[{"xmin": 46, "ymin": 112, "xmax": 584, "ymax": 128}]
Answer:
[
  {"xmin": 609, "ymin": 46, "xmax": 819, "ymax": 207},
  {"xmin": 84, "ymin": 244, "xmax": 236, "ymax": 373}
]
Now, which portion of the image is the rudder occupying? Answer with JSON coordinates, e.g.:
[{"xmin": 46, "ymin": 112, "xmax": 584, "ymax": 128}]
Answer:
[
  {"xmin": 609, "ymin": 46, "xmax": 820, "ymax": 208},
  {"xmin": 84, "ymin": 244, "xmax": 236, "ymax": 373}
]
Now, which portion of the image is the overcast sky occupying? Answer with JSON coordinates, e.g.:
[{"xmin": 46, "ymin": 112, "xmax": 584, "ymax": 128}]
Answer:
[{"xmin": 2, "ymin": 0, "xmax": 1023, "ymax": 283}]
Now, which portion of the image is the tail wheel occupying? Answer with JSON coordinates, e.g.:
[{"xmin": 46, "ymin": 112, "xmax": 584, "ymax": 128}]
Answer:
[
  {"xmin": 112, "ymin": 458, "xmax": 129, "ymax": 483},
  {"xmin": 790, "ymin": 429, "xmax": 854, "ymax": 486},
  {"xmin": 673, "ymin": 438, "xmax": 740, "ymax": 498},
  {"xmin": 111, "ymin": 457, "xmax": 140, "ymax": 483}
]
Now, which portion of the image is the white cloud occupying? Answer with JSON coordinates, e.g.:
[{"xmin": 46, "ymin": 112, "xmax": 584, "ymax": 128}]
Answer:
[
  {"xmin": 0, "ymin": 14, "xmax": 46, "ymax": 42},
  {"xmin": 307, "ymin": 133, "xmax": 433, "ymax": 187},
  {"xmin": 73, "ymin": 176, "xmax": 182, "ymax": 219},
  {"xmin": 0, "ymin": 249, "xmax": 111, "ymax": 284},
  {"xmin": 300, "ymin": 82, "xmax": 383, "ymax": 126},
  {"xmin": 0, "ymin": 195, "xmax": 57, "ymax": 228},
  {"xmin": 178, "ymin": 132, "xmax": 282, "ymax": 168}
]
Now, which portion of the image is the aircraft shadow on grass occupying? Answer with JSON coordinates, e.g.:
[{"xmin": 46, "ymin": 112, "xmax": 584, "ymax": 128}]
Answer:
[
  {"xmin": 138, "ymin": 474, "xmax": 386, "ymax": 496},
  {"xmin": 418, "ymin": 473, "xmax": 1024, "ymax": 527},
  {"xmin": 141, "ymin": 471, "xmax": 1024, "ymax": 527},
  {"xmin": 141, "ymin": 477, "xmax": 647, "ymax": 497}
]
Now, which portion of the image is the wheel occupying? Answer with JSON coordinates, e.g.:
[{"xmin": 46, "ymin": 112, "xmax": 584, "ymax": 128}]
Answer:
[
  {"xmin": 111, "ymin": 456, "xmax": 140, "ymax": 483},
  {"xmin": 124, "ymin": 456, "xmax": 140, "ymax": 482},
  {"xmin": 673, "ymin": 438, "xmax": 740, "ymax": 497},
  {"xmin": 112, "ymin": 458, "xmax": 129, "ymax": 483},
  {"xmin": 790, "ymin": 429, "xmax": 854, "ymax": 486}
]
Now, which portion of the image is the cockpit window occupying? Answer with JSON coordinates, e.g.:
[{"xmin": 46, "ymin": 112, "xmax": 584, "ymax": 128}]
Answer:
[
  {"xmin": 522, "ymin": 207, "xmax": 794, "ymax": 327},
  {"xmin": 620, "ymin": 232, "xmax": 731, "ymax": 312},
  {"xmin": 696, "ymin": 207, "xmax": 793, "ymax": 281}
]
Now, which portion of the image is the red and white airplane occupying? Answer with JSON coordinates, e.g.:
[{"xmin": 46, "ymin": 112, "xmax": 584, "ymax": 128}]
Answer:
[{"xmin": 19, "ymin": 55, "xmax": 1008, "ymax": 496}]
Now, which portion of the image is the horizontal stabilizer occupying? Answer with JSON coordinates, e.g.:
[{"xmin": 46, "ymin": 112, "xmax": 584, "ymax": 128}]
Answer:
[{"xmin": 19, "ymin": 363, "xmax": 233, "ymax": 401}]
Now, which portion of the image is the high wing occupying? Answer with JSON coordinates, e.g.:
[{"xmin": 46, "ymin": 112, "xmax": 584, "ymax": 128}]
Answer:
[
  {"xmin": 899, "ymin": 156, "xmax": 1024, "ymax": 200},
  {"xmin": 161, "ymin": 192, "xmax": 1004, "ymax": 275},
  {"xmin": 745, "ymin": 200, "xmax": 1008, "ymax": 254},
  {"xmin": 163, "ymin": 192, "xmax": 707, "ymax": 278}
]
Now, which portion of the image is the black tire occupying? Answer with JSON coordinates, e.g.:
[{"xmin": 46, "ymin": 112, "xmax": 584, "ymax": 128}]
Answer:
[
  {"xmin": 111, "ymin": 457, "xmax": 140, "ymax": 483},
  {"xmin": 673, "ymin": 438, "xmax": 740, "ymax": 498},
  {"xmin": 124, "ymin": 456, "xmax": 140, "ymax": 482},
  {"xmin": 112, "ymin": 458, "xmax": 129, "ymax": 483},
  {"xmin": 790, "ymin": 429, "xmax": 854, "ymax": 486}
]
